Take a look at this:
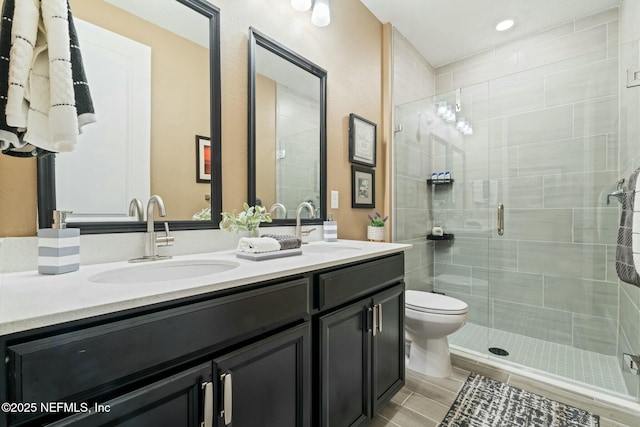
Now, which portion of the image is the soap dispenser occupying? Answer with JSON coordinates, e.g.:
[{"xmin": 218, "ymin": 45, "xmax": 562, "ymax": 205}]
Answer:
[
  {"xmin": 38, "ymin": 210, "xmax": 80, "ymax": 274},
  {"xmin": 323, "ymin": 212, "xmax": 337, "ymax": 242}
]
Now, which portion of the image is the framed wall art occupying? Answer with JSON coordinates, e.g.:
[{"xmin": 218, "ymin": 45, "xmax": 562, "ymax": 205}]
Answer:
[
  {"xmin": 196, "ymin": 135, "xmax": 211, "ymax": 183},
  {"xmin": 351, "ymin": 165, "xmax": 375, "ymax": 208},
  {"xmin": 348, "ymin": 113, "xmax": 376, "ymax": 167}
]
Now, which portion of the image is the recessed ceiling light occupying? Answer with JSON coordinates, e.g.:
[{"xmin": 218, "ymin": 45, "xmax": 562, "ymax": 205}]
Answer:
[{"xmin": 496, "ymin": 19, "xmax": 515, "ymax": 31}]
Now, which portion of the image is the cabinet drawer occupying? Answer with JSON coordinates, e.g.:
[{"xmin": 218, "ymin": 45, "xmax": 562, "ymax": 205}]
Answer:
[
  {"xmin": 317, "ymin": 254, "xmax": 403, "ymax": 311},
  {"xmin": 8, "ymin": 278, "xmax": 309, "ymax": 405},
  {"xmin": 47, "ymin": 362, "xmax": 212, "ymax": 427}
]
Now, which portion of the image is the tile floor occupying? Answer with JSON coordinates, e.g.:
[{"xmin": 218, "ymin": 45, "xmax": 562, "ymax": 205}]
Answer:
[
  {"xmin": 367, "ymin": 354, "xmax": 640, "ymax": 427},
  {"xmin": 449, "ymin": 323, "xmax": 628, "ymax": 395}
]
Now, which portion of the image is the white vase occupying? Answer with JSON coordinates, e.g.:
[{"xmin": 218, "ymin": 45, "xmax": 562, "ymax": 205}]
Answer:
[
  {"xmin": 367, "ymin": 225, "xmax": 385, "ymax": 242},
  {"xmin": 239, "ymin": 227, "xmax": 260, "ymax": 239}
]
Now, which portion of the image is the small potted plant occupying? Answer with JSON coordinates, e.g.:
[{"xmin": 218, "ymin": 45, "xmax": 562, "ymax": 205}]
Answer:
[
  {"xmin": 367, "ymin": 212, "xmax": 388, "ymax": 242},
  {"xmin": 220, "ymin": 203, "xmax": 272, "ymax": 237}
]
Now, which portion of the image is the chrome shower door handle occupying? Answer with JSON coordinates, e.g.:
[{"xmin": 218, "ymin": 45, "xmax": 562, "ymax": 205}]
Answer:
[{"xmin": 497, "ymin": 203, "xmax": 504, "ymax": 236}]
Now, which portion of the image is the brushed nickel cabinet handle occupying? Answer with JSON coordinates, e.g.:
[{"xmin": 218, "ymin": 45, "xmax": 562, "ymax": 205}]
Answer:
[
  {"xmin": 220, "ymin": 373, "xmax": 232, "ymax": 425},
  {"xmin": 372, "ymin": 305, "xmax": 378, "ymax": 336},
  {"xmin": 202, "ymin": 382, "xmax": 213, "ymax": 427}
]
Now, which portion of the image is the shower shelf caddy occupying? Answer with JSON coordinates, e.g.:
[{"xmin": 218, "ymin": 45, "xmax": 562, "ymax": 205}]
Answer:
[
  {"xmin": 427, "ymin": 178, "xmax": 454, "ymax": 185},
  {"xmin": 427, "ymin": 233, "xmax": 454, "ymax": 241}
]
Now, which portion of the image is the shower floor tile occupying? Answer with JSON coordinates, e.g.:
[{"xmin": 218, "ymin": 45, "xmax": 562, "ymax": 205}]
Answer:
[{"xmin": 449, "ymin": 323, "xmax": 629, "ymax": 396}]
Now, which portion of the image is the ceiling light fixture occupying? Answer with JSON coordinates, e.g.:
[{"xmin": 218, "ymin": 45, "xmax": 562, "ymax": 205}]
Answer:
[
  {"xmin": 291, "ymin": 0, "xmax": 312, "ymax": 12},
  {"xmin": 311, "ymin": 0, "xmax": 331, "ymax": 27},
  {"xmin": 495, "ymin": 19, "xmax": 514, "ymax": 31}
]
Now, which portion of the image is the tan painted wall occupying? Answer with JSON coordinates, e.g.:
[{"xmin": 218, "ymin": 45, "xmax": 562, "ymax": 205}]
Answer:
[
  {"xmin": 0, "ymin": 156, "xmax": 37, "ymax": 237},
  {"xmin": 71, "ymin": 0, "xmax": 211, "ymax": 221},
  {"xmin": 0, "ymin": 0, "xmax": 38, "ymax": 237},
  {"xmin": 0, "ymin": 0, "xmax": 385, "ymax": 240},
  {"xmin": 216, "ymin": 0, "xmax": 384, "ymax": 239}
]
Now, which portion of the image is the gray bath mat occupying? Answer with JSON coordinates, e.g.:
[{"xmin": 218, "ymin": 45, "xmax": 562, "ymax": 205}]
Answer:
[{"xmin": 441, "ymin": 372, "xmax": 599, "ymax": 426}]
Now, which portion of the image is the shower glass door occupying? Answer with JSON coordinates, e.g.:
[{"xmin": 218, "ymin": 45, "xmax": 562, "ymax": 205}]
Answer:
[
  {"xmin": 427, "ymin": 85, "xmax": 492, "ymax": 358},
  {"xmin": 483, "ymin": 49, "xmax": 633, "ymax": 398},
  {"xmin": 394, "ymin": 8, "xmax": 639, "ymax": 403},
  {"xmin": 393, "ymin": 87, "xmax": 491, "ymax": 359}
]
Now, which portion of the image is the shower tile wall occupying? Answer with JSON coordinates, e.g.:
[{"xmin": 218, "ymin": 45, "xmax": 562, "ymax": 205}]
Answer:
[
  {"xmin": 434, "ymin": 9, "xmax": 622, "ymax": 360},
  {"xmin": 275, "ymin": 85, "xmax": 321, "ymax": 217},
  {"xmin": 392, "ymin": 28, "xmax": 437, "ymax": 292},
  {"xmin": 618, "ymin": 0, "xmax": 640, "ymax": 398},
  {"xmin": 393, "ymin": 2, "xmax": 640, "ymax": 399}
]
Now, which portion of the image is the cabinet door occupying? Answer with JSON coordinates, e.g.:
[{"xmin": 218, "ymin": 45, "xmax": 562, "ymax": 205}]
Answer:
[
  {"xmin": 318, "ymin": 300, "xmax": 372, "ymax": 427},
  {"xmin": 372, "ymin": 283, "xmax": 405, "ymax": 413},
  {"xmin": 48, "ymin": 363, "xmax": 212, "ymax": 427},
  {"xmin": 213, "ymin": 323, "xmax": 310, "ymax": 427}
]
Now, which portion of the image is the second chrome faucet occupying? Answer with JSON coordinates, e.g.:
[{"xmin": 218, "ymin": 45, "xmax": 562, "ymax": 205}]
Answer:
[
  {"xmin": 295, "ymin": 202, "xmax": 316, "ymax": 241},
  {"xmin": 130, "ymin": 195, "xmax": 174, "ymax": 262}
]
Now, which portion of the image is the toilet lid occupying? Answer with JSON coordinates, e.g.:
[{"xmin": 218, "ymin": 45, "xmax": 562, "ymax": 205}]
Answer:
[{"xmin": 405, "ymin": 290, "xmax": 468, "ymax": 315}]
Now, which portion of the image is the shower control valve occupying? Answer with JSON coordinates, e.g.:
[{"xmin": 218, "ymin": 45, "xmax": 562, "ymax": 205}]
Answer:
[{"xmin": 623, "ymin": 353, "xmax": 640, "ymax": 375}]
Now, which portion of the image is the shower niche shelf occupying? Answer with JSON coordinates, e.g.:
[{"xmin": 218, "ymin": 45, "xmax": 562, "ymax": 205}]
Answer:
[
  {"xmin": 427, "ymin": 233, "xmax": 454, "ymax": 241},
  {"xmin": 427, "ymin": 179, "xmax": 454, "ymax": 186}
]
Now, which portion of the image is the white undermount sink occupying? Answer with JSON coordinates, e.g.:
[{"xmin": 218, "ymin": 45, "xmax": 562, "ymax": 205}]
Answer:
[
  {"xmin": 88, "ymin": 259, "xmax": 240, "ymax": 284},
  {"xmin": 303, "ymin": 241, "xmax": 363, "ymax": 253}
]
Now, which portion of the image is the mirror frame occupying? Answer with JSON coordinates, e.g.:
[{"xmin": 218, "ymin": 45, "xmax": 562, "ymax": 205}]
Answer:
[
  {"xmin": 37, "ymin": 0, "xmax": 222, "ymax": 233},
  {"xmin": 247, "ymin": 27, "xmax": 327, "ymax": 225}
]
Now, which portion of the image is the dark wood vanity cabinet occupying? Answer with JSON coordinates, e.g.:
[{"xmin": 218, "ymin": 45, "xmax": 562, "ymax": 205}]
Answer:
[
  {"xmin": 317, "ymin": 284, "xmax": 404, "ymax": 427},
  {"xmin": 0, "ymin": 252, "xmax": 405, "ymax": 427},
  {"xmin": 316, "ymin": 254, "xmax": 405, "ymax": 427},
  {"xmin": 47, "ymin": 362, "xmax": 213, "ymax": 427},
  {"xmin": 46, "ymin": 323, "xmax": 311, "ymax": 427},
  {"xmin": 212, "ymin": 323, "xmax": 310, "ymax": 427},
  {"xmin": 2, "ymin": 278, "xmax": 311, "ymax": 427}
]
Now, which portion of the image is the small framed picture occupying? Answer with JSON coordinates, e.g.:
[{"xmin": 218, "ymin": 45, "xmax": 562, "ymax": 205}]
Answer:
[
  {"xmin": 196, "ymin": 135, "xmax": 211, "ymax": 183},
  {"xmin": 352, "ymin": 165, "xmax": 375, "ymax": 208},
  {"xmin": 349, "ymin": 113, "xmax": 377, "ymax": 167}
]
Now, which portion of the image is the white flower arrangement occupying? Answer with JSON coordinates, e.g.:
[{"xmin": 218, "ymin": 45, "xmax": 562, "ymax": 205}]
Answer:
[
  {"xmin": 220, "ymin": 203, "xmax": 272, "ymax": 232},
  {"xmin": 192, "ymin": 208, "xmax": 211, "ymax": 221}
]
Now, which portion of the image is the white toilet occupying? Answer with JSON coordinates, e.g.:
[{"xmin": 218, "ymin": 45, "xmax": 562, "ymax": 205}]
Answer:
[{"xmin": 405, "ymin": 290, "xmax": 468, "ymax": 378}]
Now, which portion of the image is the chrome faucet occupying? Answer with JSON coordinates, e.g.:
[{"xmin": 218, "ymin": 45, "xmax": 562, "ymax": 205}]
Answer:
[
  {"xmin": 269, "ymin": 203, "xmax": 287, "ymax": 219},
  {"xmin": 130, "ymin": 195, "xmax": 174, "ymax": 262},
  {"xmin": 295, "ymin": 202, "xmax": 316, "ymax": 241},
  {"xmin": 606, "ymin": 178, "xmax": 625, "ymax": 205},
  {"xmin": 128, "ymin": 198, "xmax": 144, "ymax": 221}
]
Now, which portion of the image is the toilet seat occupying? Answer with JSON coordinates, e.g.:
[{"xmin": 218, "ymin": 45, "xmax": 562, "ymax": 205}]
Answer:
[{"xmin": 406, "ymin": 290, "xmax": 468, "ymax": 315}]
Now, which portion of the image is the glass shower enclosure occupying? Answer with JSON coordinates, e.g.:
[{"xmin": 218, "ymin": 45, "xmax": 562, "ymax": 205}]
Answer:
[{"xmin": 394, "ymin": 42, "xmax": 639, "ymax": 399}]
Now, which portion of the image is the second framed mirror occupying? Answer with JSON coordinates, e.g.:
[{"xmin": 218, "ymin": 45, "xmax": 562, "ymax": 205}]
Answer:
[{"xmin": 248, "ymin": 27, "xmax": 326, "ymax": 225}]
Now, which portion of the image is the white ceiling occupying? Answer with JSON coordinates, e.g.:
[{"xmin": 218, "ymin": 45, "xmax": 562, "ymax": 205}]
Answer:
[
  {"xmin": 105, "ymin": 0, "xmax": 209, "ymax": 47},
  {"xmin": 360, "ymin": 0, "xmax": 620, "ymax": 68}
]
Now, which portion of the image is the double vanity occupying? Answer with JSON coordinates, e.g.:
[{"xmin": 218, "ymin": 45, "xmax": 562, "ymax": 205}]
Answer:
[{"xmin": 0, "ymin": 240, "xmax": 409, "ymax": 427}]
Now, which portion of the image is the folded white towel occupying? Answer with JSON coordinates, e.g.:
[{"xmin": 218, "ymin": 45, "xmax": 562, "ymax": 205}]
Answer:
[{"xmin": 237, "ymin": 237, "xmax": 281, "ymax": 253}]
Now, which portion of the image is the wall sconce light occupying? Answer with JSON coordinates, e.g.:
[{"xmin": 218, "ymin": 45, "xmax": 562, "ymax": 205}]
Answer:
[
  {"xmin": 436, "ymin": 101, "xmax": 473, "ymax": 136},
  {"xmin": 291, "ymin": 0, "xmax": 331, "ymax": 27},
  {"xmin": 291, "ymin": 0, "xmax": 312, "ymax": 12},
  {"xmin": 311, "ymin": 0, "xmax": 331, "ymax": 27}
]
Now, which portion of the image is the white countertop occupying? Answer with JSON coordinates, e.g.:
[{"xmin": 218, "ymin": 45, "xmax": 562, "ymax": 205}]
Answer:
[{"xmin": 0, "ymin": 240, "xmax": 410, "ymax": 336}]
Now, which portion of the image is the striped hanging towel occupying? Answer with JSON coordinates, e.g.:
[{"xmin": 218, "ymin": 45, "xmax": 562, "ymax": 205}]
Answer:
[{"xmin": 616, "ymin": 168, "xmax": 640, "ymax": 287}]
